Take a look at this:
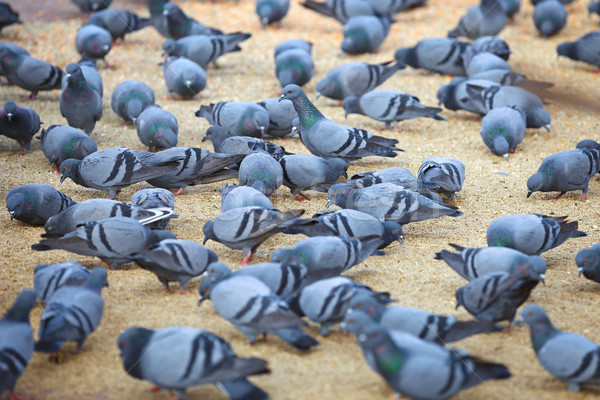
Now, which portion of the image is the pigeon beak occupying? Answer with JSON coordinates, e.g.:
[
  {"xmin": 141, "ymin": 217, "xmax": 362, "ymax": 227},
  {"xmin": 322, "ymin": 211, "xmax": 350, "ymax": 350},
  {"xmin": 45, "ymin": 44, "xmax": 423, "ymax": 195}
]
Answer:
[
  {"xmin": 197, "ymin": 294, "xmax": 209, "ymax": 305},
  {"xmin": 526, "ymin": 190, "xmax": 532, "ymax": 198},
  {"xmin": 325, "ymin": 200, "xmax": 332, "ymax": 208},
  {"xmin": 163, "ymin": 9, "xmax": 169, "ymax": 15},
  {"xmin": 278, "ymin": 94, "xmax": 285, "ymax": 102},
  {"xmin": 203, "ymin": 237, "xmax": 208, "ymax": 244},
  {"xmin": 316, "ymin": 92, "xmax": 322, "ymax": 99},
  {"xmin": 131, "ymin": 117, "xmax": 137, "ymax": 125},
  {"xmin": 543, "ymin": 124, "xmax": 550, "ymax": 132},
  {"xmin": 261, "ymin": 17, "xmax": 269, "ymax": 26},
  {"xmin": 201, "ymin": 136, "xmax": 208, "ymax": 142},
  {"xmin": 578, "ymin": 267, "xmax": 583, "ymax": 277},
  {"xmin": 6, "ymin": 113, "xmax": 12, "ymax": 122},
  {"xmin": 259, "ymin": 125, "xmax": 265, "ymax": 135},
  {"xmin": 9, "ymin": 211, "xmax": 14, "ymax": 220},
  {"xmin": 184, "ymin": 80, "xmax": 192, "ymax": 87},
  {"xmin": 103, "ymin": 45, "xmax": 110, "ymax": 51},
  {"xmin": 344, "ymin": 111, "xmax": 349, "ymax": 119},
  {"xmin": 539, "ymin": 273, "xmax": 546, "ymax": 284},
  {"xmin": 503, "ymin": 153, "xmax": 509, "ymax": 161},
  {"xmin": 66, "ymin": 73, "xmax": 71, "ymax": 78},
  {"xmin": 513, "ymin": 314, "xmax": 525, "ymax": 326},
  {"xmin": 60, "ymin": 174, "xmax": 66, "ymax": 184}
]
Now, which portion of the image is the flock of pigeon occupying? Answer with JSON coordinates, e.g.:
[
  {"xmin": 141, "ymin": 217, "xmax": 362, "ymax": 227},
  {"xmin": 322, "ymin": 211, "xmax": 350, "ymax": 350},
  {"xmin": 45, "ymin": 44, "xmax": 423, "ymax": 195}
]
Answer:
[{"xmin": 1, "ymin": 0, "xmax": 600, "ymax": 399}]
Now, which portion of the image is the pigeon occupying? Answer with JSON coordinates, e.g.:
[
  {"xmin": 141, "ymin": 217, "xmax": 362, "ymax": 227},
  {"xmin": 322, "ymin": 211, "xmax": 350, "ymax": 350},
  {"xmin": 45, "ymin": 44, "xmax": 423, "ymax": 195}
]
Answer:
[
  {"xmin": 7, "ymin": 184, "xmax": 75, "ymax": 226},
  {"xmin": 356, "ymin": 324, "xmax": 511, "ymax": 399},
  {"xmin": 275, "ymin": 48, "xmax": 315, "ymax": 87},
  {"xmin": 60, "ymin": 59, "xmax": 103, "ymax": 97},
  {"xmin": 0, "ymin": 290, "xmax": 36, "ymax": 399},
  {"xmin": 203, "ymin": 274, "xmax": 319, "ymax": 350},
  {"xmin": 463, "ymin": 50, "xmax": 511, "ymax": 77},
  {"xmin": 203, "ymin": 125, "xmax": 288, "ymax": 157},
  {"xmin": 33, "ymin": 217, "xmax": 174, "ymax": 268},
  {"xmin": 436, "ymin": 77, "xmax": 497, "ymax": 114},
  {"xmin": 162, "ymin": 56, "xmax": 207, "ymax": 100},
  {"xmin": 480, "ymin": 107, "xmax": 526, "ymax": 159},
  {"xmin": 42, "ymin": 198, "xmax": 175, "ymax": 236},
  {"xmin": 316, "ymin": 60, "xmax": 404, "ymax": 100},
  {"xmin": 301, "ymin": 0, "xmax": 376, "ymax": 24},
  {"xmin": 557, "ymin": 31, "xmax": 600, "ymax": 70},
  {"xmin": 455, "ymin": 264, "xmax": 543, "ymax": 322},
  {"xmin": 517, "ymin": 304, "xmax": 600, "ymax": 392},
  {"xmin": 280, "ymin": 84, "xmax": 400, "ymax": 160},
  {"xmin": 500, "ymin": 0, "xmax": 521, "ymax": 18},
  {"xmin": 117, "ymin": 326, "xmax": 270, "ymax": 400},
  {"xmin": 111, "ymin": 80, "xmax": 155, "ymax": 124},
  {"xmin": 75, "ymin": 24, "xmax": 113, "ymax": 67},
  {"xmin": 220, "ymin": 184, "xmax": 274, "ymax": 212},
  {"xmin": 161, "ymin": 33, "xmax": 252, "ymax": 70},
  {"xmin": 298, "ymin": 276, "xmax": 392, "ymax": 335},
  {"xmin": 88, "ymin": 9, "xmax": 153, "ymax": 42},
  {"xmin": 71, "ymin": 0, "xmax": 112, "ymax": 13},
  {"xmin": 239, "ymin": 151, "xmax": 284, "ymax": 196},
  {"xmin": 527, "ymin": 148, "xmax": 600, "ymax": 201},
  {"xmin": 341, "ymin": 16, "xmax": 391, "ymax": 54},
  {"xmin": 196, "ymin": 101, "xmax": 270, "ymax": 138},
  {"xmin": 130, "ymin": 239, "xmax": 217, "ymax": 292},
  {"xmin": 417, "ymin": 156, "xmax": 465, "ymax": 200},
  {"xmin": 131, "ymin": 188, "xmax": 174, "ymax": 229},
  {"xmin": 0, "ymin": 1, "xmax": 21, "ymax": 33},
  {"xmin": 472, "ymin": 36, "xmax": 511, "ymax": 60},
  {"xmin": 58, "ymin": 147, "xmax": 183, "ymax": 199},
  {"xmin": 278, "ymin": 154, "xmax": 348, "ymax": 200},
  {"xmin": 326, "ymin": 182, "xmax": 463, "ymax": 223},
  {"xmin": 257, "ymin": 97, "xmax": 298, "ymax": 138},
  {"xmin": 487, "ymin": 214, "xmax": 586, "ymax": 255},
  {"xmin": 135, "ymin": 105, "xmax": 178, "ymax": 150},
  {"xmin": 349, "ymin": 295, "xmax": 503, "ymax": 344},
  {"xmin": 0, "ymin": 100, "xmax": 41, "ymax": 154},
  {"xmin": 448, "ymin": 0, "xmax": 507, "ymax": 39},
  {"xmin": 576, "ymin": 243, "xmax": 600, "ymax": 284},
  {"xmin": 0, "ymin": 46, "xmax": 64, "ymax": 100},
  {"xmin": 342, "ymin": 90, "xmax": 445, "ymax": 129},
  {"xmin": 270, "ymin": 235, "xmax": 384, "ymax": 280},
  {"xmin": 283, "ymin": 209, "xmax": 404, "ymax": 248},
  {"xmin": 256, "ymin": 0, "xmax": 290, "ymax": 26},
  {"xmin": 60, "ymin": 63, "xmax": 103, "ymax": 134},
  {"xmin": 204, "ymin": 207, "xmax": 304, "ymax": 265},
  {"xmin": 394, "ymin": 37, "xmax": 471, "ymax": 76},
  {"xmin": 533, "ymin": 0, "xmax": 567, "ymax": 37},
  {"xmin": 162, "ymin": 1, "xmax": 222, "ymax": 39},
  {"xmin": 33, "ymin": 261, "xmax": 98, "ymax": 303},
  {"xmin": 435, "ymin": 244, "xmax": 547, "ymax": 281},
  {"xmin": 40, "ymin": 125, "xmax": 98, "ymax": 173}
]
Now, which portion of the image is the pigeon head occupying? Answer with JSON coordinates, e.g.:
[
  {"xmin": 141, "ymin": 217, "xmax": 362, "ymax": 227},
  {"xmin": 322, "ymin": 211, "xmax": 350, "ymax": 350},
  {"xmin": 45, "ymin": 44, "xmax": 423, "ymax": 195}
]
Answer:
[
  {"xmin": 197, "ymin": 276, "xmax": 213, "ymax": 304},
  {"xmin": 492, "ymin": 135, "xmax": 510, "ymax": 159},
  {"xmin": 315, "ymin": 76, "xmax": 341, "ymax": 99},
  {"xmin": 589, "ymin": 1, "xmax": 600, "ymax": 14},
  {"xmin": 381, "ymin": 221, "xmax": 404, "ymax": 246},
  {"xmin": 576, "ymin": 139, "xmax": 600, "ymax": 150},
  {"xmin": 342, "ymin": 310, "xmax": 375, "ymax": 336},
  {"xmin": 526, "ymin": 172, "xmax": 545, "ymax": 197},
  {"xmin": 341, "ymin": 96, "xmax": 361, "ymax": 118},
  {"xmin": 117, "ymin": 327, "xmax": 154, "ymax": 379},
  {"xmin": 348, "ymin": 294, "xmax": 385, "ymax": 321},
  {"xmin": 161, "ymin": 39, "xmax": 178, "ymax": 57},
  {"xmin": 357, "ymin": 325, "xmax": 392, "ymax": 350},
  {"xmin": 5, "ymin": 289, "xmax": 37, "ymax": 322},
  {"xmin": 527, "ymin": 256, "xmax": 547, "ymax": 280},
  {"xmin": 556, "ymin": 42, "xmax": 578, "ymax": 60},
  {"xmin": 124, "ymin": 100, "xmax": 144, "ymax": 123},
  {"xmin": 81, "ymin": 27, "xmax": 112, "ymax": 58},
  {"xmin": 279, "ymin": 84, "xmax": 304, "ymax": 102},
  {"xmin": 341, "ymin": 36, "xmax": 367, "ymax": 55},
  {"xmin": 270, "ymin": 248, "xmax": 297, "ymax": 264},
  {"xmin": 257, "ymin": 3, "xmax": 276, "ymax": 26},
  {"xmin": 530, "ymin": 108, "xmax": 551, "ymax": 132},
  {"xmin": 59, "ymin": 158, "xmax": 83, "ymax": 184},
  {"xmin": 326, "ymin": 183, "xmax": 355, "ymax": 208},
  {"xmin": 163, "ymin": 2, "xmax": 178, "ymax": 15},
  {"xmin": 394, "ymin": 47, "xmax": 417, "ymax": 68},
  {"xmin": 325, "ymin": 158, "xmax": 348, "ymax": 180},
  {"xmin": 206, "ymin": 261, "xmax": 232, "ymax": 283},
  {"xmin": 202, "ymin": 125, "xmax": 229, "ymax": 147},
  {"xmin": 3, "ymin": 101, "xmax": 17, "ymax": 120},
  {"xmin": 85, "ymin": 267, "xmax": 109, "ymax": 292},
  {"xmin": 6, "ymin": 191, "xmax": 30, "ymax": 222},
  {"xmin": 148, "ymin": 0, "xmax": 167, "ymax": 16},
  {"xmin": 576, "ymin": 247, "xmax": 600, "ymax": 281},
  {"xmin": 65, "ymin": 63, "xmax": 86, "ymax": 88},
  {"xmin": 538, "ymin": 21, "xmax": 556, "ymax": 38},
  {"xmin": 436, "ymin": 80, "xmax": 463, "ymax": 110},
  {"xmin": 202, "ymin": 220, "xmax": 215, "ymax": 244},
  {"xmin": 148, "ymin": 126, "xmax": 178, "ymax": 150},
  {"xmin": 516, "ymin": 304, "xmax": 557, "ymax": 350}
]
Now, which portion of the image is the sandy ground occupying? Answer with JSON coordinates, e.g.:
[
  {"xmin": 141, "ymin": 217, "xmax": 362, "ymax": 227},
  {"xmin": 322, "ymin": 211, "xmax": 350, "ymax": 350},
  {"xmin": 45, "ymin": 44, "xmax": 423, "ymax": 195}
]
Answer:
[{"xmin": 1, "ymin": 0, "xmax": 600, "ymax": 399}]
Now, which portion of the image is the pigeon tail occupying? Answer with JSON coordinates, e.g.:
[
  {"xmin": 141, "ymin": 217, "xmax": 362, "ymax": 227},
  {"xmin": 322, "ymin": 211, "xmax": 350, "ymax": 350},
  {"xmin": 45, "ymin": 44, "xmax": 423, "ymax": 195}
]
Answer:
[
  {"xmin": 273, "ymin": 327, "xmax": 319, "ymax": 351},
  {"xmin": 217, "ymin": 378, "xmax": 269, "ymax": 400}
]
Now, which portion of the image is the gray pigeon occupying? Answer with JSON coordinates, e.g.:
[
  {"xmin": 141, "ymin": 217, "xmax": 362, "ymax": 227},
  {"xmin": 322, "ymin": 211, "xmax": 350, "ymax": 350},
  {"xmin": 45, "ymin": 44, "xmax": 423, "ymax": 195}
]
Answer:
[
  {"xmin": 162, "ymin": 56, "xmax": 207, "ymax": 100},
  {"xmin": 487, "ymin": 214, "xmax": 586, "ymax": 255},
  {"xmin": 40, "ymin": 124, "xmax": 98, "ymax": 170},
  {"xmin": 111, "ymin": 80, "xmax": 155, "ymax": 124},
  {"xmin": 275, "ymin": 48, "xmax": 315, "ymax": 87},
  {"xmin": 472, "ymin": 36, "xmax": 511, "ymax": 60},
  {"xmin": 204, "ymin": 275, "xmax": 319, "ymax": 350},
  {"xmin": 60, "ymin": 63, "xmax": 103, "ymax": 134},
  {"xmin": 75, "ymin": 24, "xmax": 113, "ymax": 67},
  {"xmin": 435, "ymin": 244, "xmax": 547, "ymax": 281},
  {"xmin": 301, "ymin": 0, "xmax": 375, "ymax": 24},
  {"xmin": 455, "ymin": 264, "xmax": 543, "ymax": 322},
  {"xmin": 131, "ymin": 188, "xmax": 175, "ymax": 229},
  {"xmin": 196, "ymin": 101, "xmax": 270, "ymax": 138},
  {"xmin": 161, "ymin": 33, "xmax": 251, "ymax": 70},
  {"xmin": 327, "ymin": 183, "xmax": 463, "ymax": 224},
  {"xmin": 59, "ymin": 147, "xmax": 183, "ymax": 199},
  {"xmin": 88, "ymin": 9, "xmax": 152, "ymax": 42},
  {"xmin": 500, "ymin": 0, "xmax": 521, "ymax": 18},
  {"xmin": 533, "ymin": 0, "xmax": 567, "ymax": 37},
  {"xmin": 7, "ymin": 184, "xmax": 75, "ymax": 226},
  {"xmin": 341, "ymin": 16, "xmax": 392, "ymax": 54},
  {"xmin": 558, "ymin": 31, "xmax": 600, "ymax": 69},
  {"xmin": 0, "ymin": 290, "xmax": 36, "ymax": 399},
  {"xmin": 283, "ymin": 209, "xmax": 404, "ymax": 249},
  {"xmin": 0, "ymin": 46, "xmax": 64, "ymax": 100},
  {"xmin": 0, "ymin": 101, "xmax": 41, "ymax": 154},
  {"xmin": 436, "ymin": 77, "xmax": 497, "ymax": 114},
  {"xmin": 517, "ymin": 304, "xmax": 600, "ymax": 392},
  {"xmin": 60, "ymin": 59, "xmax": 103, "ymax": 97},
  {"xmin": 278, "ymin": 154, "xmax": 348, "ymax": 201},
  {"xmin": 203, "ymin": 206, "xmax": 305, "ymax": 265},
  {"xmin": 130, "ymin": 239, "xmax": 217, "ymax": 292},
  {"xmin": 117, "ymin": 326, "xmax": 269, "ymax": 400},
  {"xmin": 417, "ymin": 156, "xmax": 465, "ymax": 200},
  {"xmin": 348, "ymin": 295, "xmax": 503, "ymax": 344},
  {"xmin": 480, "ymin": 107, "xmax": 526, "ymax": 159},
  {"xmin": 527, "ymin": 148, "xmax": 600, "ymax": 200},
  {"xmin": 203, "ymin": 125, "xmax": 288, "ymax": 157},
  {"xmin": 136, "ymin": 105, "xmax": 178, "ymax": 150},
  {"xmin": 144, "ymin": 147, "xmax": 244, "ymax": 195},
  {"xmin": 33, "ymin": 217, "xmax": 173, "ymax": 268},
  {"xmin": 257, "ymin": 0, "xmax": 290, "ymax": 25},
  {"xmin": 35, "ymin": 267, "xmax": 106, "ymax": 354},
  {"xmin": 394, "ymin": 38, "xmax": 471, "ymax": 76},
  {"xmin": 33, "ymin": 261, "xmax": 96, "ymax": 303},
  {"xmin": 576, "ymin": 243, "xmax": 600, "ymax": 284},
  {"xmin": 257, "ymin": 97, "xmax": 298, "ymax": 138},
  {"xmin": 448, "ymin": 0, "xmax": 507, "ymax": 39},
  {"xmin": 280, "ymin": 84, "xmax": 401, "ymax": 160},
  {"xmin": 463, "ymin": 50, "xmax": 511, "ymax": 77},
  {"xmin": 43, "ymin": 198, "xmax": 175, "ymax": 236},
  {"xmin": 161, "ymin": 1, "xmax": 222, "ymax": 39},
  {"xmin": 220, "ymin": 184, "xmax": 274, "ymax": 212},
  {"xmin": 71, "ymin": 0, "xmax": 111, "ymax": 13},
  {"xmin": 342, "ymin": 90, "xmax": 445, "ymax": 129},
  {"xmin": 239, "ymin": 151, "xmax": 284, "ymax": 197},
  {"xmin": 316, "ymin": 60, "xmax": 404, "ymax": 100}
]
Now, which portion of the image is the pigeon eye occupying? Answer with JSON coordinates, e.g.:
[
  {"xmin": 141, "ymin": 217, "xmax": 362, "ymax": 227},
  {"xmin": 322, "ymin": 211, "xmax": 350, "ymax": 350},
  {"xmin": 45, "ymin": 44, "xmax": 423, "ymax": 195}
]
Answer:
[
  {"xmin": 584, "ymin": 259, "xmax": 589, "ymax": 264},
  {"xmin": 203, "ymin": 289, "xmax": 209, "ymax": 294},
  {"xmin": 527, "ymin": 311, "xmax": 532, "ymax": 317},
  {"xmin": 209, "ymin": 269, "xmax": 214, "ymax": 273},
  {"xmin": 287, "ymin": 90, "xmax": 291, "ymax": 93},
  {"xmin": 348, "ymin": 319, "xmax": 354, "ymax": 323},
  {"xmin": 119, "ymin": 341, "xmax": 125, "ymax": 348},
  {"xmin": 332, "ymin": 194, "xmax": 336, "ymax": 198},
  {"xmin": 370, "ymin": 331, "xmax": 378, "ymax": 338},
  {"xmin": 355, "ymin": 302, "xmax": 361, "ymax": 308}
]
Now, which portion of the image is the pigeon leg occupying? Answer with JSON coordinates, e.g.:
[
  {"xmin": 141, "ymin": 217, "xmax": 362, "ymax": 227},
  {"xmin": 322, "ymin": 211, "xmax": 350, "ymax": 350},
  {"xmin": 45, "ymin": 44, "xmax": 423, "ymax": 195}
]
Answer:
[
  {"xmin": 300, "ymin": 192, "xmax": 310, "ymax": 200},
  {"xmin": 103, "ymin": 59, "xmax": 114, "ymax": 70},
  {"xmin": 552, "ymin": 192, "xmax": 564, "ymax": 200},
  {"xmin": 293, "ymin": 193, "xmax": 305, "ymax": 202},
  {"xmin": 49, "ymin": 349, "xmax": 65, "ymax": 363},
  {"xmin": 18, "ymin": 142, "xmax": 26, "ymax": 156},
  {"xmin": 26, "ymin": 92, "xmax": 37, "ymax": 101},
  {"xmin": 581, "ymin": 193, "xmax": 586, "ymax": 202},
  {"xmin": 149, "ymin": 386, "xmax": 162, "ymax": 393},
  {"xmin": 8, "ymin": 391, "xmax": 30, "ymax": 400},
  {"xmin": 241, "ymin": 252, "xmax": 255, "ymax": 266},
  {"xmin": 170, "ymin": 187, "xmax": 184, "ymax": 196}
]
